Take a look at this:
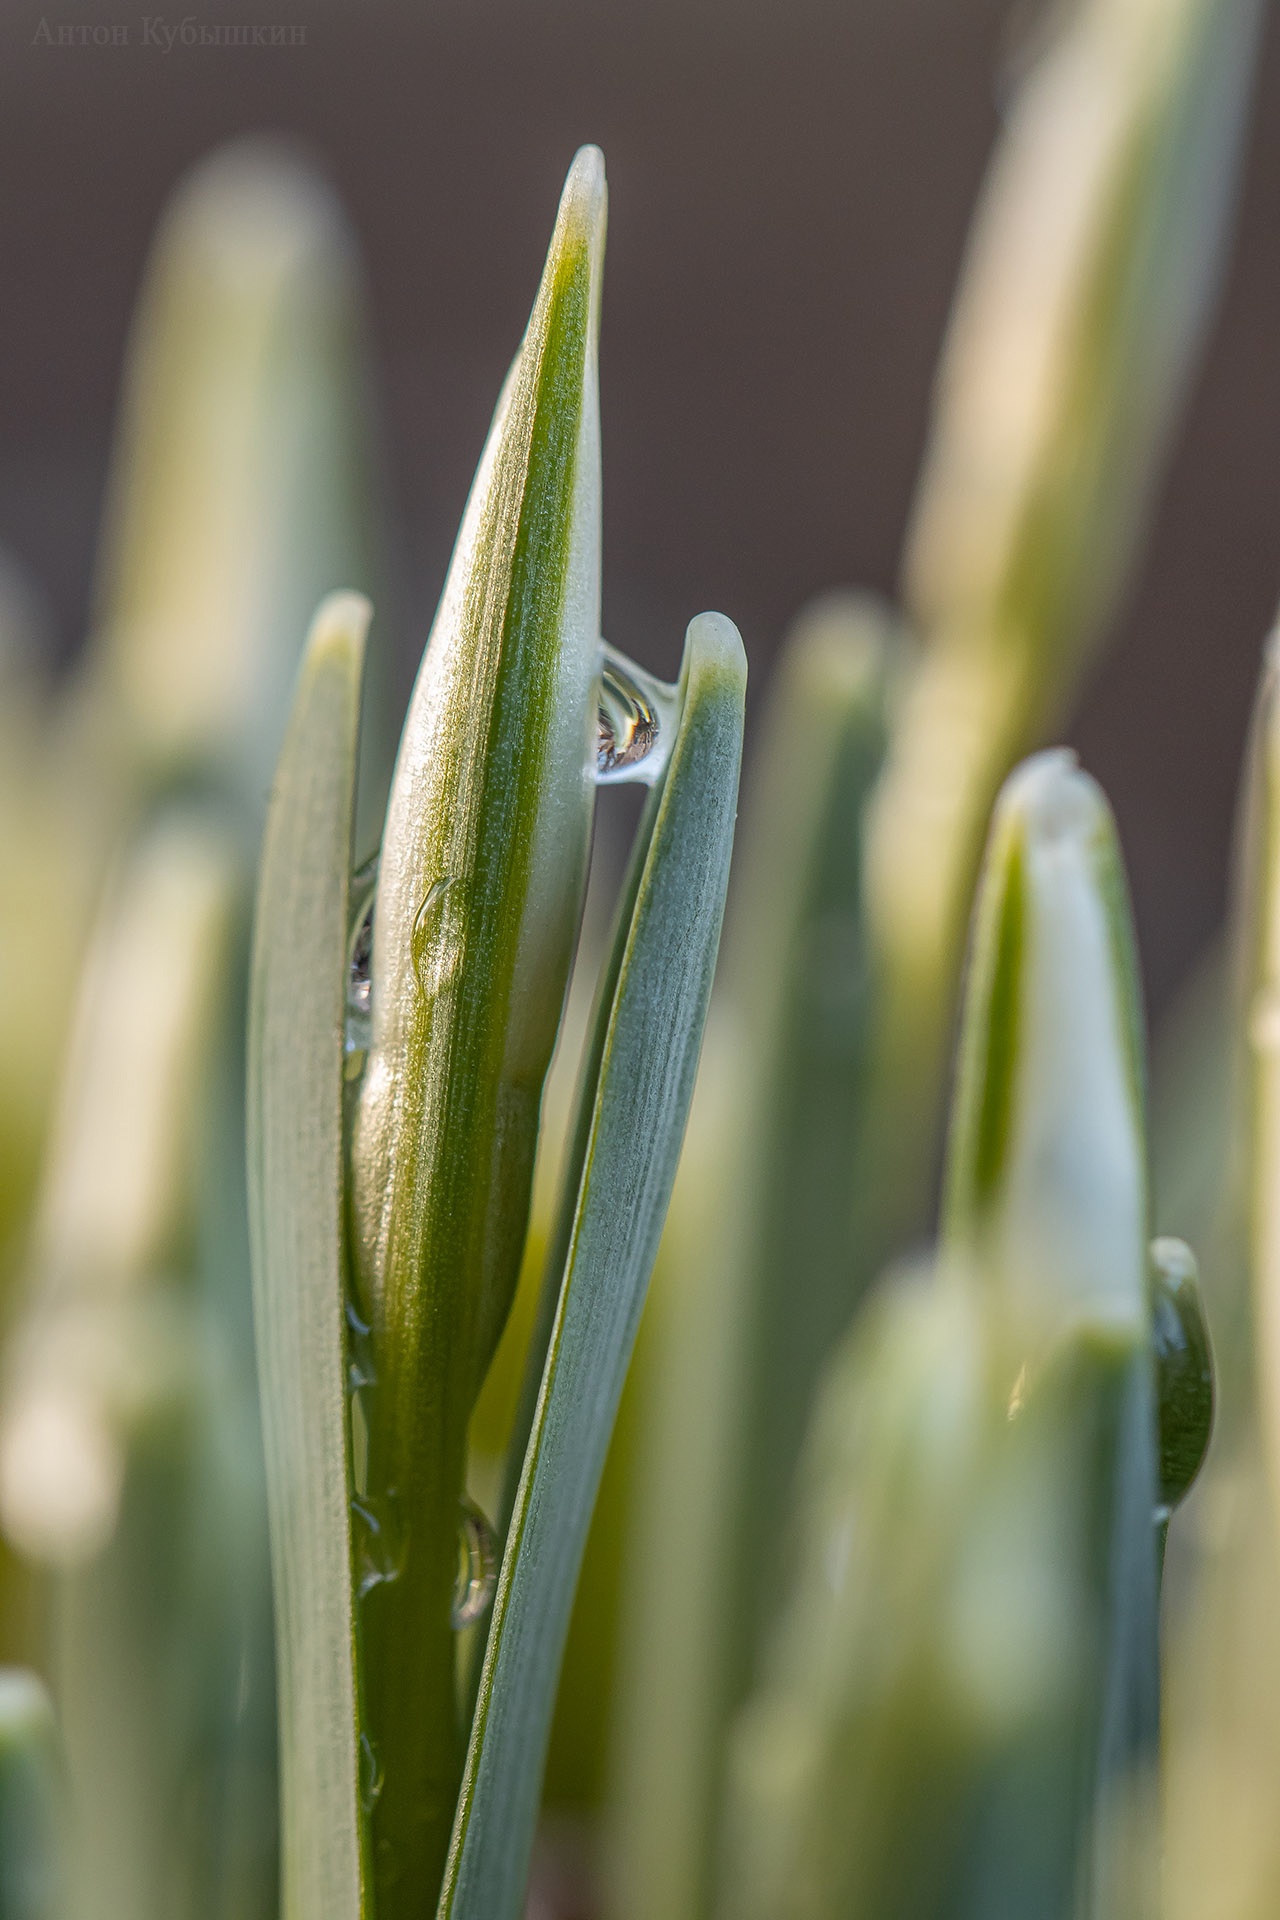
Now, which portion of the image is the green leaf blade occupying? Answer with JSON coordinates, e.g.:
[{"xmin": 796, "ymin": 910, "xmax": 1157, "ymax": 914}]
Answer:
[
  {"xmin": 247, "ymin": 591, "xmax": 371, "ymax": 1920},
  {"xmin": 348, "ymin": 148, "xmax": 607, "ymax": 1916},
  {"xmin": 942, "ymin": 748, "xmax": 1160, "ymax": 1911},
  {"xmin": 944, "ymin": 749, "xmax": 1148, "ymax": 1347},
  {"xmin": 606, "ymin": 593, "xmax": 903, "ymax": 1920},
  {"xmin": 0, "ymin": 1668, "xmax": 65, "ymax": 1920},
  {"xmin": 442, "ymin": 610, "xmax": 747, "ymax": 1920},
  {"xmin": 90, "ymin": 140, "xmax": 380, "ymax": 819}
]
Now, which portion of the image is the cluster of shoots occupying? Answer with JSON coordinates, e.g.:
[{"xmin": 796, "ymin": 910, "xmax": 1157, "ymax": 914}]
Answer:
[{"xmin": 0, "ymin": 0, "xmax": 1275, "ymax": 1916}]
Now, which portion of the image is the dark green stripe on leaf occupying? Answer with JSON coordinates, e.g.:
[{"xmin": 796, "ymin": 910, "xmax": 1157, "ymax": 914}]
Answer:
[{"xmin": 947, "ymin": 824, "xmax": 1025, "ymax": 1232}]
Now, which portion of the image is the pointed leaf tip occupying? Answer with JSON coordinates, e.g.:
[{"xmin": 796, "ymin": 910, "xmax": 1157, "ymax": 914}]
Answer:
[{"xmin": 558, "ymin": 144, "xmax": 607, "ymax": 242}]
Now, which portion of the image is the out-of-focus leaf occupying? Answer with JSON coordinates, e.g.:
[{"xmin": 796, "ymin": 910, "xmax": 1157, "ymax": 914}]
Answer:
[
  {"xmin": 718, "ymin": 1271, "xmax": 1119, "ymax": 1920},
  {"xmin": 1160, "ymin": 626, "xmax": 1280, "ymax": 1920},
  {"xmin": 861, "ymin": 0, "xmax": 1263, "ymax": 1284},
  {"xmin": 606, "ymin": 593, "xmax": 901, "ymax": 1920},
  {"xmin": 943, "ymin": 752, "xmax": 1147, "ymax": 1350},
  {"xmin": 0, "ymin": 560, "xmax": 88, "ymax": 1294},
  {"xmin": 720, "ymin": 749, "xmax": 1161, "ymax": 1920},
  {"xmin": 0, "ymin": 815, "xmax": 238, "ymax": 1920},
  {"xmin": 0, "ymin": 128, "xmax": 385, "ymax": 1920},
  {"xmin": 941, "ymin": 748, "xmax": 1159, "ymax": 1912},
  {"xmin": 84, "ymin": 138, "xmax": 381, "ymax": 829},
  {"xmin": 441, "ymin": 611, "xmax": 746, "ymax": 1920},
  {"xmin": 0, "ymin": 1669, "xmax": 65, "ymax": 1920},
  {"xmin": 1234, "ymin": 629, "xmax": 1280, "ymax": 1504},
  {"xmin": 1150, "ymin": 945, "xmax": 1237, "ymax": 1368}
]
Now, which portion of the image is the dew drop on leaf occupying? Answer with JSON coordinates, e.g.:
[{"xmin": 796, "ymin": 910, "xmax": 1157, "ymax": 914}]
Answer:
[
  {"xmin": 410, "ymin": 877, "xmax": 465, "ymax": 1001},
  {"xmin": 359, "ymin": 1731, "xmax": 384, "ymax": 1812},
  {"xmin": 345, "ymin": 852, "xmax": 379, "ymax": 1060},
  {"xmin": 1150, "ymin": 1235, "xmax": 1214, "ymax": 1516},
  {"xmin": 453, "ymin": 1496, "xmax": 498, "ymax": 1630},
  {"xmin": 352, "ymin": 1487, "xmax": 406, "ymax": 1598},
  {"xmin": 596, "ymin": 643, "xmax": 680, "ymax": 786}
]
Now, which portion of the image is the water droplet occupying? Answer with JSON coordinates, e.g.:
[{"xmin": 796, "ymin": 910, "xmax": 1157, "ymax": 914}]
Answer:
[
  {"xmin": 596, "ymin": 643, "xmax": 680, "ymax": 786},
  {"xmin": 345, "ymin": 854, "xmax": 379, "ymax": 1060},
  {"xmin": 359, "ymin": 1732, "xmax": 384, "ymax": 1812},
  {"xmin": 349, "ymin": 1389, "xmax": 369, "ymax": 1500},
  {"xmin": 1150, "ymin": 1236, "xmax": 1214, "ymax": 1515},
  {"xmin": 344, "ymin": 1299, "xmax": 375, "ymax": 1488},
  {"xmin": 352, "ymin": 1489, "xmax": 405, "ymax": 1598},
  {"xmin": 452, "ymin": 1497, "xmax": 498, "ymax": 1630},
  {"xmin": 411, "ymin": 877, "xmax": 466, "ymax": 1001}
]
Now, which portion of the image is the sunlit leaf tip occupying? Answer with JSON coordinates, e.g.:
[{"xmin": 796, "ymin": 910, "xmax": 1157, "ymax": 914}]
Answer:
[{"xmin": 946, "ymin": 748, "xmax": 1148, "ymax": 1347}]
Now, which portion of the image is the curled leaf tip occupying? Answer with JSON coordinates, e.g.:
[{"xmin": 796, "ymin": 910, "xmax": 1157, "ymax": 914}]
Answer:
[{"xmin": 687, "ymin": 610, "xmax": 747, "ymax": 683}]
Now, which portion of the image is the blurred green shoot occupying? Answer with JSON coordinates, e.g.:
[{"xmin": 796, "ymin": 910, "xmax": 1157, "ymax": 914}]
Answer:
[
  {"xmin": 0, "ymin": 137, "xmax": 383, "ymax": 1920},
  {"xmin": 0, "ymin": 818, "xmax": 237, "ymax": 1920},
  {"xmin": 718, "ymin": 1272, "xmax": 1115, "ymax": 1920},
  {"xmin": 82, "ymin": 136, "xmax": 381, "ymax": 831},
  {"xmin": 1162, "ymin": 624, "xmax": 1280, "ymax": 1919},
  {"xmin": 862, "ymin": 0, "xmax": 1263, "ymax": 1275},
  {"xmin": 0, "ymin": 1669, "xmax": 64, "ymax": 1920},
  {"xmin": 605, "ymin": 4, "xmax": 1261, "ymax": 1905},
  {"xmin": 0, "ymin": 566, "xmax": 94, "ymax": 1301},
  {"xmin": 719, "ymin": 748, "xmax": 1162, "ymax": 1920},
  {"xmin": 942, "ymin": 751, "xmax": 1160, "ymax": 1886},
  {"xmin": 607, "ymin": 593, "xmax": 901, "ymax": 1920}
]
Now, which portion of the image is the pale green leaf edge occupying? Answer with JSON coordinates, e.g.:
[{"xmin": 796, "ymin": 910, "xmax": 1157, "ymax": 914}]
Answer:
[
  {"xmin": 247, "ymin": 590, "xmax": 371, "ymax": 1920},
  {"xmin": 440, "ymin": 610, "xmax": 747, "ymax": 1920}
]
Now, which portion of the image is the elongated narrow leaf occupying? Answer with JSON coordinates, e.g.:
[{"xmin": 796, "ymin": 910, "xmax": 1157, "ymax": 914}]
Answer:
[
  {"xmin": 1236, "ymin": 630, "xmax": 1280, "ymax": 1500},
  {"xmin": 0, "ymin": 813, "xmax": 238, "ymax": 1572},
  {"xmin": 0, "ymin": 1669, "xmax": 64, "ymax": 1920},
  {"xmin": 247, "ymin": 592, "xmax": 370, "ymax": 1920},
  {"xmin": 710, "ymin": 595, "xmax": 901, "ymax": 1629},
  {"xmin": 347, "ymin": 149, "xmax": 605, "ymax": 1914},
  {"xmin": 0, "ymin": 812, "xmax": 237, "ymax": 1920},
  {"xmin": 441, "ymin": 610, "xmax": 746, "ymax": 1920},
  {"xmin": 944, "ymin": 752, "xmax": 1148, "ymax": 1345},
  {"xmin": 942, "ymin": 748, "xmax": 1158, "ymax": 1914},
  {"xmin": 607, "ymin": 593, "xmax": 901, "ymax": 1920},
  {"xmin": 1161, "ymin": 622, "xmax": 1280, "ymax": 1920},
  {"xmin": 0, "ymin": 564, "xmax": 90, "ymax": 1289},
  {"xmin": 87, "ymin": 139, "xmax": 379, "ymax": 823}
]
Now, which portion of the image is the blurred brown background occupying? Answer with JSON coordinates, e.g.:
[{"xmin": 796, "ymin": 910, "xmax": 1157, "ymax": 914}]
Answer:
[{"xmin": 2, "ymin": 0, "xmax": 1279, "ymax": 1018}]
